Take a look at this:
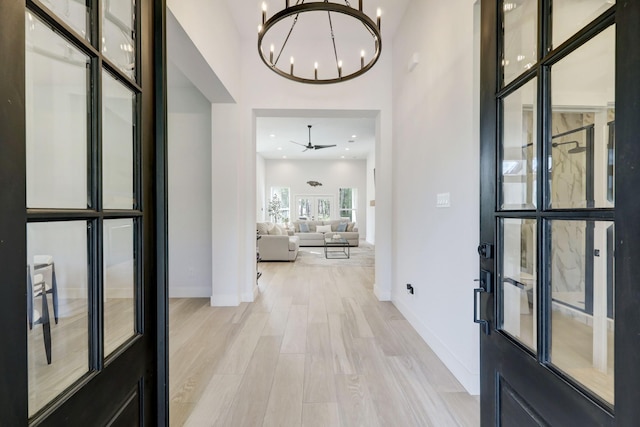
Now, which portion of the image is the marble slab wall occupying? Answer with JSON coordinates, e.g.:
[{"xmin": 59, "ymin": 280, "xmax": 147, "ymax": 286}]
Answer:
[{"xmin": 550, "ymin": 112, "xmax": 593, "ymax": 308}]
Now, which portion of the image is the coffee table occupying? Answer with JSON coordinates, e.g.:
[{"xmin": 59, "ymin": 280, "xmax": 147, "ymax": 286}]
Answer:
[{"xmin": 324, "ymin": 236, "xmax": 350, "ymax": 259}]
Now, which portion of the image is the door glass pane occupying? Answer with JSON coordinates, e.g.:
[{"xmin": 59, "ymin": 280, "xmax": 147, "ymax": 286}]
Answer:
[
  {"xmin": 102, "ymin": 0, "xmax": 136, "ymax": 79},
  {"xmin": 317, "ymin": 198, "xmax": 332, "ymax": 221},
  {"xmin": 502, "ymin": 0, "xmax": 537, "ymax": 86},
  {"xmin": 36, "ymin": 1, "xmax": 90, "ymax": 41},
  {"xmin": 501, "ymin": 78, "xmax": 537, "ymax": 210},
  {"xmin": 27, "ymin": 221, "xmax": 89, "ymax": 416},
  {"xmin": 550, "ymin": 25, "xmax": 615, "ymax": 209},
  {"xmin": 103, "ymin": 70, "xmax": 135, "ymax": 209},
  {"xmin": 104, "ymin": 219, "xmax": 136, "ymax": 356},
  {"xmin": 26, "ymin": 13, "xmax": 89, "ymax": 209},
  {"xmin": 339, "ymin": 188, "xmax": 357, "ymax": 222},
  {"xmin": 552, "ymin": 0, "xmax": 614, "ymax": 48},
  {"xmin": 297, "ymin": 197, "xmax": 311, "ymax": 220},
  {"xmin": 500, "ymin": 218, "xmax": 537, "ymax": 351},
  {"xmin": 550, "ymin": 220, "xmax": 614, "ymax": 405}
]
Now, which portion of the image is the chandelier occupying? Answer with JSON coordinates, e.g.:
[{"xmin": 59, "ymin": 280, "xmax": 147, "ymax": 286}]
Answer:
[{"xmin": 258, "ymin": 1, "xmax": 382, "ymax": 84}]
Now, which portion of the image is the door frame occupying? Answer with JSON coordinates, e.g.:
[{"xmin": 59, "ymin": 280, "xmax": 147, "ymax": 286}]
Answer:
[
  {"xmin": 0, "ymin": 0, "xmax": 168, "ymax": 424},
  {"xmin": 479, "ymin": 0, "xmax": 640, "ymax": 424}
]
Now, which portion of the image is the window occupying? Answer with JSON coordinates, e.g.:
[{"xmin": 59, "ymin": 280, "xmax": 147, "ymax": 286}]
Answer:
[
  {"xmin": 269, "ymin": 187, "xmax": 290, "ymax": 223},
  {"xmin": 339, "ymin": 188, "xmax": 357, "ymax": 222}
]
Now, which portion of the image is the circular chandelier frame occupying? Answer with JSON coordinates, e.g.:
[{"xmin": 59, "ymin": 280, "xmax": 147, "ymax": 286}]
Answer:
[{"xmin": 258, "ymin": 2, "xmax": 382, "ymax": 84}]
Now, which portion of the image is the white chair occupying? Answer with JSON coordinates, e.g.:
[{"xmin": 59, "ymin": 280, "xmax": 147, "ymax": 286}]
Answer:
[
  {"xmin": 27, "ymin": 265, "xmax": 52, "ymax": 364},
  {"xmin": 33, "ymin": 255, "xmax": 59, "ymax": 324}
]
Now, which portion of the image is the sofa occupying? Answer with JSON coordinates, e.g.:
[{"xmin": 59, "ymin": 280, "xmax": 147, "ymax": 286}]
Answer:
[
  {"xmin": 257, "ymin": 222, "xmax": 299, "ymax": 261},
  {"xmin": 291, "ymin": 219, "xmax": 359, "ymax": 247}
]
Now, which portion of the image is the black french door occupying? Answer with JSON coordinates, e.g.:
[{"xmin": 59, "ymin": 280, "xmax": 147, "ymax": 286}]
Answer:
[
  {"xmin": 479, "ymin": 0, "xmax": 640, "ymax": 425},
  {"xmin": 0, "ymin": 0, "xmax": 167, "ymax": 425}
]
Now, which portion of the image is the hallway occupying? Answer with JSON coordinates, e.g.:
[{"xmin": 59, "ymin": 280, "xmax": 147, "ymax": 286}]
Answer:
[{"xmin": 169, "ymin": 247, "xmax": 479, "ymax": 426}]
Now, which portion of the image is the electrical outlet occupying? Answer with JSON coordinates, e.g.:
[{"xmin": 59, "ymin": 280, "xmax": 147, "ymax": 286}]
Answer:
[{"xmin": 406, "ymin": 284, "xmax": 414, "ymax": 295}]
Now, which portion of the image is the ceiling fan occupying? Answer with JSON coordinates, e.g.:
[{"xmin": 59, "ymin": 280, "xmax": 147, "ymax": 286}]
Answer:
[{"xmin": 290, "ymin": 125, "xmax": 337, "ymax": 152}]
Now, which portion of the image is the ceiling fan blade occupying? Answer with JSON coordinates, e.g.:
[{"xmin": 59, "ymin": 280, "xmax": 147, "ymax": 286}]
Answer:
[
  {"xmin": 313, "ymin": 144, "xmax": 337, "ymax": 150},
  {"xmin": 290, "ymin": 140, "xmax": 307, "ymax": 147}
]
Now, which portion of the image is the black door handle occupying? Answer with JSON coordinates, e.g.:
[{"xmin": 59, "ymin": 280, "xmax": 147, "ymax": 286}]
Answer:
[
  {"xmin": 473, "ymin": 269, "xmax": 492, "ymax": 334},
  {"xmin": 474, "ymin": 287, "xmax": 489, "ymax": 334}
]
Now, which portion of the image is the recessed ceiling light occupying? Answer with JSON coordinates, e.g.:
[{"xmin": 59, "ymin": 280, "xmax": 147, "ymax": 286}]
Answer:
[
  {"xmin": 282, "ymin": 156, "xmax": 287, "ymax": 159},
  {"xmin": 341, "ymin": 156, "xmax": 345, "ymax": 159},
  {"xmin": 345, "ymin": 148, "xmax": 350, "ymax": 151},
  {"xmin": 270, "ymin": 134, "xmax": 276, "ymax": 138},
  {"xmin": 277, "ymin": 147, "xmax": 283, "ymax": 150},
  {"xmin": 351, "ymin": 134, "xmax": 357, "ymax": 138}
]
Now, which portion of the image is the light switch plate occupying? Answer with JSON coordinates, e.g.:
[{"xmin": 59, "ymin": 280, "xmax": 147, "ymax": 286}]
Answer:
[{"xmin": 437, "ymin": 192, "xmax": 451, "ymax": 208}]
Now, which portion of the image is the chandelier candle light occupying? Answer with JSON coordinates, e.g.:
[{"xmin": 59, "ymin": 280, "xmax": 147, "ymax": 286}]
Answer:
[{"xmin": 258, "ymin": 1, "xmax": 382, "ymax": 84}]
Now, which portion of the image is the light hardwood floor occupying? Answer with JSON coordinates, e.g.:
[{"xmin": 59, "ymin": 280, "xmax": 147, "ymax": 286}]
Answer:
[{"xmin": 169, "ymin": 247, "xmax": 480, "ymax": 426}]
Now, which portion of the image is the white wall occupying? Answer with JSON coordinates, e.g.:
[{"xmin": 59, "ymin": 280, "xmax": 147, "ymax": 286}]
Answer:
[
  {"xmin": 167, "ymin": 0, "xmax": 241, "ymax": 101},
  {"xmin": 168, "ymin": 2, "xmax": 246, "ymax": 305},
  {"xmin": 168, "ymin": 73, "xmax": 213, "ymax": 298},
  {"xmin": 264, "ymin": 159, "xmax": 367, "ymax": 238},
  {"xmin": 211, "ymin": 103, "xmax": 248, "ymax": 306},
  {"xmin": 366, "ymin": 151, "xmax": 376, "ymax": 244},
  {"xmin": 391, "ymin": 0, "xmax": 480, "ymax": 394},
  {"xmin": 256, "ymin": 154, "xmax": 267, "ymax": 221}
]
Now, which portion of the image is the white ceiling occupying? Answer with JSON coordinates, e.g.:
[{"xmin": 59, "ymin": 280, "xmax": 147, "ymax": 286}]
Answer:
[{"xmin": 225, "ymin": 1, "xmax": 410, "ymax": 160}]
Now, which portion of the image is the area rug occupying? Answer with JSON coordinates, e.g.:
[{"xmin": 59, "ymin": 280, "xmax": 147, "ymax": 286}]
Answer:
[{"xmin": 294, "ymin": 242, "xmax": 375, "ymax": 267}]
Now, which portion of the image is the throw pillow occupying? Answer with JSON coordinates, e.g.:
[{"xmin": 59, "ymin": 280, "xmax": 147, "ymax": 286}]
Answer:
[
  {"xmin": 337, "ymin": 222, "xmax": 348, "ymax": 232},
  {"xmin": 316, "ymin": 224, "xmax": 332, "ymax": 233},
  {"xmin": 347, "ymin": 222, "xmax": 356, "ymax": 232},
  {"xmin": 257, "ymin": 222, "xmax": 270, "ymax": 235},
  {"xmin": 299, "ymin": 222, "xmax": 310, "ymax": 233},
  {"xmin": 268, "ymin": 224, "xmax": 282, "ymax": 235}
]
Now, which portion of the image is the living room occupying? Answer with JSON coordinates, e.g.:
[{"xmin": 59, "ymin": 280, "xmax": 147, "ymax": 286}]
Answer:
[{"xmin": 256, "ymin": 114, "xmax": 376, "ymax": 262}]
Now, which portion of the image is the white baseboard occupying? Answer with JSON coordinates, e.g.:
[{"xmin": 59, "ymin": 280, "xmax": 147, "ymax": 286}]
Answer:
[
  {"xmin": 392, "ymin": 293, "xmax": 480, "ymax": 395},
  {"xmin": 169, "ymin": 287, "xmax": 211, "ymax": 298},
  {"xmin": 373, "ymin": 283, "xmax": 391, "ymax": 301},
  {"xmin": 210, "ymin": 293, "xmax": 240, "ymax": 307}
]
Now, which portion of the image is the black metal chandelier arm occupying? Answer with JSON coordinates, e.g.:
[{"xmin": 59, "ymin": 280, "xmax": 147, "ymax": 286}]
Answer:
[
  {"xmin": 274, "ymin": 12, "xmax": 300, "ymax": 66},
  {"xmin": 274, "ymin": 0, "xmax": 306, "ymax": 66},
  {"xmin": 326, "ymin": 10, "xmax": 341, "ymax": 74}
]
